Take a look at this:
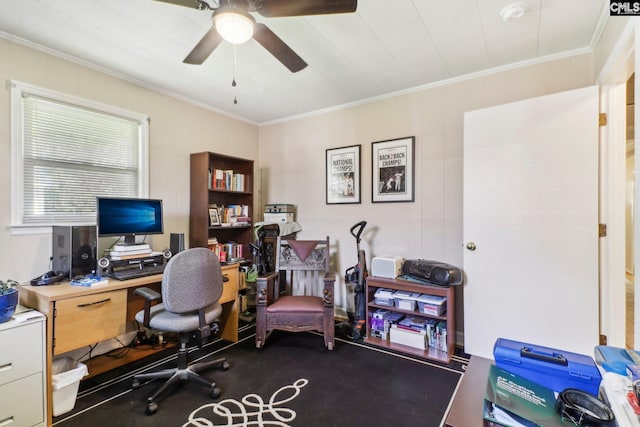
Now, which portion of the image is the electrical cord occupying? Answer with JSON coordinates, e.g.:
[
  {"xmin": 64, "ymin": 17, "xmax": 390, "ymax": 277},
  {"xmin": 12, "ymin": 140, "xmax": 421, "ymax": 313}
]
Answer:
[{"xmin": 76, "ymin": 342, "xmax": 99, "ymax": 362}]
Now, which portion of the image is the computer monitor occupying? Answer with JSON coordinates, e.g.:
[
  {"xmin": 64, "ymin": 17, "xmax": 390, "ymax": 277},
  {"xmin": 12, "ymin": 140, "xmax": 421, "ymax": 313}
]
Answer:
[{"xmin": 96, "ymin": 197, "xmax": 164, "ymax": 245}]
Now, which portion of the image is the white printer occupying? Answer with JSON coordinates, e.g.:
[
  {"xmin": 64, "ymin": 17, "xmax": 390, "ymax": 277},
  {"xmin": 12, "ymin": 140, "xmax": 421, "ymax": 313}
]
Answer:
[{"xmin": 263, "ymin": 204, "xmax": 295, "ymax": 224}]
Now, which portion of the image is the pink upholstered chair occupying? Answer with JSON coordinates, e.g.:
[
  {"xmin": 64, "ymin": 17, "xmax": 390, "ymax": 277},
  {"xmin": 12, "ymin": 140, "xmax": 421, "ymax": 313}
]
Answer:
[{"xmin": 255, "ymin": 236, "xmax": 335, "ymax": 350}]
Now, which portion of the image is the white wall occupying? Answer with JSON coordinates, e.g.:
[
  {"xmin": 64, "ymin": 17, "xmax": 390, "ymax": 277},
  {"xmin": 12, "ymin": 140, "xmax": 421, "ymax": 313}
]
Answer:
[
  {"xmin": 259, "ymin": 54, "xmax": 595, "ymax": 335},
  {"xmin": 0, "ymin": 39, "xmax": 259, "ymax": 283}
]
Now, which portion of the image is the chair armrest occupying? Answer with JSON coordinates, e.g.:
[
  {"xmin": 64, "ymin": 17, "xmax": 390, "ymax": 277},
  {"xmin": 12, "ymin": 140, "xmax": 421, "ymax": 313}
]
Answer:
[
  {"xmin": 134, "ymin": 287, "xmax": 161, "ymax": 301},
  {"xmin": 323, "ymin": 272, "xmax": 336, "ymax": 306},
  {"xmin": 256, "ymin": 271, "xmax": 279, "ymax": 306},
  {"xmin": 134, "ymin": 286, "xmax": 161, "ymax": 327}
]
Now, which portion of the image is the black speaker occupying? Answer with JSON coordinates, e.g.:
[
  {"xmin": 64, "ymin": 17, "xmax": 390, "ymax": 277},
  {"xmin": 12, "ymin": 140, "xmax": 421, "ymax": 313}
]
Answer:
[
  {"xmin": 52, "ymin": 225, "xmax": 97, "ymax": 279},
  {"xmin": 402, "ymin": 259, "xmax": 463, "ymax": 286},
  {"xmin": 170, "ymin": 233, "xmax": 185, "ymax": 255}
]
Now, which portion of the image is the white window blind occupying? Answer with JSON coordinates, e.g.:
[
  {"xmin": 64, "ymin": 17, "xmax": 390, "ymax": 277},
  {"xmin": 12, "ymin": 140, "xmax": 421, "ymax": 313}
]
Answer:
[{"xmin": 11, "ymin": 81, "xmax": 149, "ymax": 227}]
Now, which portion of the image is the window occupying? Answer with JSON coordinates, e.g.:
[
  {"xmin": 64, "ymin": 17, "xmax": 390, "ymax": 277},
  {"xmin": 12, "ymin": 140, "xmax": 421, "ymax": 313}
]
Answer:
[{"xmin": 10, "ymin": 81, "xmax": 149, "ymax": 230}]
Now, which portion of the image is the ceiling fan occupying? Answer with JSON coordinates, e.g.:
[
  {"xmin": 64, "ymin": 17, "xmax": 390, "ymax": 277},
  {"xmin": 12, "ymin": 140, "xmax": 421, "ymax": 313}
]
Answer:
[{"xmin": 155, "ymin": 0, "xmax": 358, "ymax": 73}]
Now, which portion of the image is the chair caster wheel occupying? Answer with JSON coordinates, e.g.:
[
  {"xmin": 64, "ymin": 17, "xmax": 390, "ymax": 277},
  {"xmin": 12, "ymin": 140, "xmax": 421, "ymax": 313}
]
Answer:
[
  {"xmin": 222, "ymin": 361, "xmax": 230, "ymax": 370},
  {"xmin": 145, "ymin": 402, "xmax": 158, "ymax": 415},
  {"xmin": 132, "ymin": 379, "xmax": 141, "ymax": 389},
  {"xmin": 210, "ymin": 387, "xmax": 221, "ymax": 399}
]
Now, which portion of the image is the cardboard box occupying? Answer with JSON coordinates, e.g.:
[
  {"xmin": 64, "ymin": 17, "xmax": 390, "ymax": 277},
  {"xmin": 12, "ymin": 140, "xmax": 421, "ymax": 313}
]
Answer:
[{"xmin": 389, "ymin": 325, "xmax": 427, "ymax": 350}]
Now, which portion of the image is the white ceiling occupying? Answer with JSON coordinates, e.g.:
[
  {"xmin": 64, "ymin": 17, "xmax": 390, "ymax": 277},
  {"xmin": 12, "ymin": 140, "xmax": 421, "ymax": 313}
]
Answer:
[{"xmin": 0, "ymin": 0, "xmax": 608, "ymax": 124}]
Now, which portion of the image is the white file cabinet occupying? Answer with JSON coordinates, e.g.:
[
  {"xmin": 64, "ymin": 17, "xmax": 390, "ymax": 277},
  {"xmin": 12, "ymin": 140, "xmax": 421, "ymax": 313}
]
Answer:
[{"xmin": 0, "ymin": 307, "xmax": 47, "ymax": 427}]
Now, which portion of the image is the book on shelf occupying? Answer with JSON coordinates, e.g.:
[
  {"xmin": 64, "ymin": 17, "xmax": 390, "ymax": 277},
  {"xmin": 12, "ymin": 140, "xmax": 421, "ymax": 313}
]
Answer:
[
  {"xmin": 70, "ymin": 274, "xmax": 108, "ymax": 287},
  {"xmin": 209, "ymin": 168, "xmax": 246, "ymax": 191},
  {"xmin": 483, "ymin": 365, "xmax": 564, "ymax": 427}
]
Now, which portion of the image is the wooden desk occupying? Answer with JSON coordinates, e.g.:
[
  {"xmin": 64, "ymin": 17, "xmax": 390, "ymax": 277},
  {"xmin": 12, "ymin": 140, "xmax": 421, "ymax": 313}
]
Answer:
[
  {"xmin": 19, "ymin": 263, "xmax": 240, "ymax": 426},
  {"xmin": 445, "ymin": 355, "xmax": 492, "ymax": 427}
]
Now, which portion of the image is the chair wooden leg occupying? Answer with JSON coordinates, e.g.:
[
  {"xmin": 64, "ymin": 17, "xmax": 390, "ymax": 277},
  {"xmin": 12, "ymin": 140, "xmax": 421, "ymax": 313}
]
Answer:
[
  {"xmin": 256, "ymin": 315, "xmax": 267, "ymax": 348},
  {"xmin": 324, "ymin": 309, "xmax": 335, "ymax": 350},
  {"xmin": 325, "ymin": 329, "xmax": 335, "ymax": 350}
]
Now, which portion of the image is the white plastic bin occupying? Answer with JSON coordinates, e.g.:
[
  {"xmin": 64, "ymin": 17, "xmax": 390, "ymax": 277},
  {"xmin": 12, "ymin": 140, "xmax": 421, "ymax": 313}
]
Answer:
[
  {"xmin": 373, "ymin": 288, "xmax": 395, "ymax": 306},
  {"xmin": 393, "ymin": 291, "xmax": 420, "ymax": 311},
  {"xmin": 52, "ymin": 357, "xmax": 88, "ymax": 416},
  {"xmin": 416, "ymin": 294, "xmax": 447, "ymax": 316}
]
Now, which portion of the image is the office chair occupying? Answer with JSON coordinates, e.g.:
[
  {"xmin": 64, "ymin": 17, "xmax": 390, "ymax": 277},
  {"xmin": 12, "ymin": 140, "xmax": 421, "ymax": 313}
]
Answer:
[
  {"xmin": 131, "ymin": 247, "xmax": 230, "ymax": 415},
  {"xmin": 255, "ymin": 236, "xmax": 335, "ymax": 350}
]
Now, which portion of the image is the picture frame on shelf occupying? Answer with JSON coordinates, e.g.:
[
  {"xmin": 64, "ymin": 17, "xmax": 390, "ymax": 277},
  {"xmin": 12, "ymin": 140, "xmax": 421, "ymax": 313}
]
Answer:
[
  {"xmin": 209, "ymin": 208, "xmax": 220, "ymax": 226},
  {"xmin": 371, "ymin": 136, "xmax": 415, "ymax": 203},
  {"xmin": 325, "ymin": 144, "xmax": 361, "ymax": 204}
]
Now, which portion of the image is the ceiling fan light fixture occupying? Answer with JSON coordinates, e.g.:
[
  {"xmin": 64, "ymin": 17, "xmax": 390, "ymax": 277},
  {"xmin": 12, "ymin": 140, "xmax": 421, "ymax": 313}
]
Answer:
[
  {"xmin": 215, "ymin": 9, "xmax": 255, "ymax": 44},
  {"xmin": 500, "ymin": 2, "xmax": 527, "ymax": 22}
]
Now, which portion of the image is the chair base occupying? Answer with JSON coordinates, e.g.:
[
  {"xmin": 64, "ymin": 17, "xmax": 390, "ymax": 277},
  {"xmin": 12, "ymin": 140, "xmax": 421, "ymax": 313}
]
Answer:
[{"xmin": 132, "ymin": 344, "xmax": 230, "ymax": 415}]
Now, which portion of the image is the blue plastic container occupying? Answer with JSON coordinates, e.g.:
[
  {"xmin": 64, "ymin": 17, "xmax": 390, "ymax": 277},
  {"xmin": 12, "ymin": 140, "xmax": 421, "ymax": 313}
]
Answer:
[
  {"xmin": 0, "ymin": 288, "xmax": 19, "ymax": 323},
  {"xmin": 493, "ymin": 337, "xmax": 601, "ymax": 396}
]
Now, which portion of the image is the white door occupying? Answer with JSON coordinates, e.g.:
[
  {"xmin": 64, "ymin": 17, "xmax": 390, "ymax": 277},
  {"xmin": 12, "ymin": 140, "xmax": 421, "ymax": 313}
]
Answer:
[{"xmin": 463, "ymin": 86, "xmax": 599, "ymax": 359}]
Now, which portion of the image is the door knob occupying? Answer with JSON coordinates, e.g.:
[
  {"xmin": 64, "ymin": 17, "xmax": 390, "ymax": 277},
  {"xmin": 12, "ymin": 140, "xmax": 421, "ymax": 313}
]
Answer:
[{"xmin": 466, "ymin": 242, "xmax": 476, "ymax": 251}]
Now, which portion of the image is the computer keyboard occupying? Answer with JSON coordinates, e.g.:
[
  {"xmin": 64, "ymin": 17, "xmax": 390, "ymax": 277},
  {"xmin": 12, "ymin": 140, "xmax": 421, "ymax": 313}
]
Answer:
[{"xmin": 110, "ymin": 264, "xmax": 165, "ymax": 280}]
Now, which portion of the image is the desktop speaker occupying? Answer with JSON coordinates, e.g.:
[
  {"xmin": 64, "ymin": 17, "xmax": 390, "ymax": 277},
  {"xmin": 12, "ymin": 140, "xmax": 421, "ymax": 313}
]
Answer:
[
  {"xmin": 170, "ymin": 233, "xmax": 185, "ymax": 255},
  {"xmin": 97, "ymin": 257, "xmax": 110, "ymax": 276},
  {"xmin": 52, "ymin": 225, "xmax": 97, "ymax": 279}
]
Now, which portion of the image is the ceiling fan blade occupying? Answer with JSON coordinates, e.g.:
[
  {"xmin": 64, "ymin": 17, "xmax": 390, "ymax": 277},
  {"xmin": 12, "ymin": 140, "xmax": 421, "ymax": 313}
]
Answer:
[
  {"xmin": 154, "ymin": 0, "xmax": 211, "ymax": 10},
  {"xmin": 253, "ymin": 23, "xmax": 307, "ymax": 73},
  {"xmin": 183, "ymin": 27, "xmax": 223, "ymax": 64},
  {"xmin": 256, "ymin": 0, "xmax": 357, "ymax": 17}
]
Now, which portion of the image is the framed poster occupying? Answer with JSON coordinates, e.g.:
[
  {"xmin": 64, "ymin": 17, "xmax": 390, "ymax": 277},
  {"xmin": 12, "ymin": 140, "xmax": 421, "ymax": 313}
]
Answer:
[
  {"xmin": 372, "ymin": 136, "xmax": 415, "ymax": 203},
  {"xmin": 326, "ymin": 144, "xmax": 361, "ymax": 204}
]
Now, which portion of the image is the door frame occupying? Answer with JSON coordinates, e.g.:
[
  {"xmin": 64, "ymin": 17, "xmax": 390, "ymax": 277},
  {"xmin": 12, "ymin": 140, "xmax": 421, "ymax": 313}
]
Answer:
[{"xmin": 598, "ymin": 19, "xmax": 636, "ymax": 347}]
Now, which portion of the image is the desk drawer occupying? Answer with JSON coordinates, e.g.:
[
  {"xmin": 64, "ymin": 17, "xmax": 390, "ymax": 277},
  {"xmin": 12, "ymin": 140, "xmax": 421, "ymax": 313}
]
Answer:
[
  {"xmin": 54, "ymin": 290, "xmax": 127, "ymax": 355},
  {"xmin": 0, "ymin": 322, "xmax": 43, "ymax": 386},
  {"xmin": 220, "ymin": 265, "xmax": 239, "ymax": 304}
]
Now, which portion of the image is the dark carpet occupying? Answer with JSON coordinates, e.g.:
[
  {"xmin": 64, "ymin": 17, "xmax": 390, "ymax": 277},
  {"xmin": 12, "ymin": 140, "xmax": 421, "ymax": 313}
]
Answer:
[{"xmin": 53, "ymin": 326, "xmax": 463, "ymax": 427}]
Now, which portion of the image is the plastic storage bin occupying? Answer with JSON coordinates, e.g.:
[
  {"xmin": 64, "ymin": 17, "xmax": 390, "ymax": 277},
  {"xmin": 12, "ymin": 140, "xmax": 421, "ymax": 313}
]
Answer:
[
  {"xmin": 374, "ymin": 288, "xmax": 395, "ymax": 306},
  {"xmin": 493, "ymin": 338, "xmax": 601, "ymax": 396},
  {"xmin": 416, "ymin": 294, "xmax": 447, "ymax": 316},
  {"xmin": 52, "ymin": 357, "xmax": 88, "ymax": 416},
  {"xmin": 393, "ymin": 291, "xmax": 420, "ymax": 311}
]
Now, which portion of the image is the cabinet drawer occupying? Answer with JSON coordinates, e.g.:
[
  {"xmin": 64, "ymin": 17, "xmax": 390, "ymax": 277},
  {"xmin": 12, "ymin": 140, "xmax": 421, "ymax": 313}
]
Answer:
[
  {"xmin": 0, "ymin": 372, "xmax": 45, "ymax": 426},
  {"xmin": 0, "ymin": 322, "xmax": 43, "ymax": 386},
  {"xmin": 220, "ymin": 266, "xmax": 238, "ymax": 304},
  {"xmin": 54, "ymin": 289, "xmax": 127, "ymax": 355}
]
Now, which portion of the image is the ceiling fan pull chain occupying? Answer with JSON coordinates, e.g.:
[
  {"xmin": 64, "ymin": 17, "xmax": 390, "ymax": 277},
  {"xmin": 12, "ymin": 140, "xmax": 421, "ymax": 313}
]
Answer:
[{"xmin": 232, "ymin": 45, "xmax": 238, "ymax": 104}]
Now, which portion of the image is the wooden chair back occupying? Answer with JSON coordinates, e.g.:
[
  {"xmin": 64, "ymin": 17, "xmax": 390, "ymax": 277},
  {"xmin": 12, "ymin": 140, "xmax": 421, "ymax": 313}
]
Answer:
[{"xmin": 275, "ymin": 237, "xmax": 330, "ymax": 297}]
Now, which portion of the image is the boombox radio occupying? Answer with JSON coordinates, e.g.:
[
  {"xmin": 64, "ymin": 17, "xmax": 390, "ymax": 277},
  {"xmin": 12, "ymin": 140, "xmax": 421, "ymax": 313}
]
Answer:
[{"xmin": 402, "ymin": 259, "xmax": 463, "ymax": 286}]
